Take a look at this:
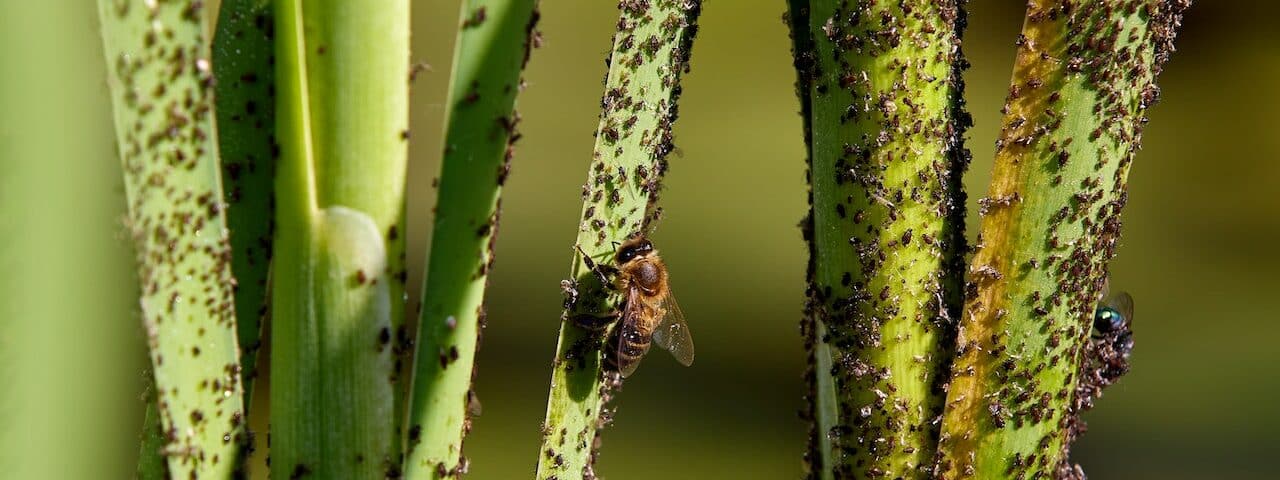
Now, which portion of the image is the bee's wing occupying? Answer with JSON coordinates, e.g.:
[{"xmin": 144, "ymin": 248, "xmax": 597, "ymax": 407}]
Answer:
[
  {"xmin": 1108, "ymin": 291, "xmax": 1134, "ymax": 324},
  {"xmin": 615, "ymin": 287, "xmax": 648, "ymax": 378},
  {"xmin": 653, "ymin": 289, "xmax": 694, "ymax": 367}
]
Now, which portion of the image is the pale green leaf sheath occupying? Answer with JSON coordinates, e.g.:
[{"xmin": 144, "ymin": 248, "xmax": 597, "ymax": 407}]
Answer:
[
  {"xmin": 535, "ymin": 2, "xmax": 702, "ymax": 479},
  {"xmin": 135, "ymin": 3, "xmax": 275, "ymax": 476},
  {"xmin": 798, "ymin": 1, "xmax": 971, "ymax": 478},
  {"xmin": 404, "ymin": 1, "xmax": 540, "ymax": 478},
  {"xmin": 934, "ymin": 1, "xmax": 1189, "ymax": 477},
  {"xmin": 271, "ymin": 0, "xmax": 410, "ymax": 477},
  {"xmin": 97, "ymin": 1, "xmax": 246, "ymax": 477}
]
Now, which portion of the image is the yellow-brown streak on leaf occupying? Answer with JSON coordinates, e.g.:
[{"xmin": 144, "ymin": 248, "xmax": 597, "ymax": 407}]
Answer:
[{"xmin": 942, "ymin": 7, "xmax": 1062, "ymax": 471}]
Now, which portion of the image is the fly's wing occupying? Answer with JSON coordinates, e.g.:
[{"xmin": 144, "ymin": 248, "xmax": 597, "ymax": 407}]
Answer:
[
  {"xmin": 615, "ymin": 287, "xmax": 649, "ymax": 378},
  {"xmin": 467, "ymin": 389, "xmax": 482, "ymax": 417},
  {"xmin": 652, "ymin": 290, "xmax": 694, "ymax": 367},
  {"xmin": 1108, "ymin": 291, "xmax": 1134, "ymax": 325}
]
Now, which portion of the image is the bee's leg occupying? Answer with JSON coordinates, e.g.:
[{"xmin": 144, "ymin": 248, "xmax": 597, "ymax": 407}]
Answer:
[
  {"xmin": 575, "ymin": 244, "xmax": 618, "ymax": 288},
  {"xmin": 569, "ymin": 310, "xmax": 619, "ymax": 332}
]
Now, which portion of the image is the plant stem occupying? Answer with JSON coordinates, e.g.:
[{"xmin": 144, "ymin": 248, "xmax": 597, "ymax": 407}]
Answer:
[
  {"xmin": 800, "ymin": 1, "xmax": 970, "ymax": 477},
  {"xmin": 97, "ymin": 1, "xmax": 247, "ymax": 477},
  {"xmin": 534, "ymin": 2, "xmax": 702, "ymax": 479},
  {"xmin": 271, "ymin": 0, "xmax": 410, "ymax": 477},
  {"xmin": 933, "ymin": 1, "xmax": 1188, "ymax": 477},
  {"xmin": 403, "ymin": 1, "xmax": 539, "ymax": 478},
  {"xmin": 213, "ymin": 0, "xmax": 275, "ymax": 410}
]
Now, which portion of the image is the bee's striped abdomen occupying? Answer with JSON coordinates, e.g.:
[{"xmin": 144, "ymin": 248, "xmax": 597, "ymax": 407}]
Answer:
[{"xmin": 606, "ymin": 303, "xmax": 658, "ymax": 377}]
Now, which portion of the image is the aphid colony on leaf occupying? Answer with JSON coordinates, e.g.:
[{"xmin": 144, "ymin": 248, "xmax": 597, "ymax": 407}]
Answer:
[{"xmin": 572, "ymin": 236, "xmax": 694, "ymax": 377}]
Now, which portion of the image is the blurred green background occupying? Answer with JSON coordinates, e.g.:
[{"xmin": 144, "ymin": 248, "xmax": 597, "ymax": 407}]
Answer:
[{"xmin": 2, "ymin": 1, "xmax": 1277, "ymax": 478}]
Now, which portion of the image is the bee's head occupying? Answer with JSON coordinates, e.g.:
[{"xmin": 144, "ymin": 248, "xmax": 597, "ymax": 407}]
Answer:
[{"xmin": 615, "ymin": 237, "xmax": 653, "ymax": 264}]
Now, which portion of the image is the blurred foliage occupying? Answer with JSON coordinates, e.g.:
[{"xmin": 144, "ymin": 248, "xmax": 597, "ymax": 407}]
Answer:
[
  {"xmin": 2, "ymin": 1, "xmax": 1277, "ymax": 479},
  {"xmin": 0, "ymin": 1, "xmax": 141, "ymax": 478}
]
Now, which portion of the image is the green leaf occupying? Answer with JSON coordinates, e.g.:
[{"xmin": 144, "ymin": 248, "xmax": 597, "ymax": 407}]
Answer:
[
  {"xmin": 535, "ymin": 2, "xmax": 703, "ymax": 479},
  {"xmin": 402, "ymin": 1, "xmax": 540, "ymax": 478},
  {"xmin": 935, "ymin": 1, "xmax": 1189, "ymax": 477},
  {"xmin": 798, "ymin": 1, "xmax": 970, "ymax": 477},
  {"xmin": 213, "ymin": 0, "xmax": 276, "ymax": 409},
  {"xmin": 97, "ymin": 0, "xmax": 247, "ymax": 477}
]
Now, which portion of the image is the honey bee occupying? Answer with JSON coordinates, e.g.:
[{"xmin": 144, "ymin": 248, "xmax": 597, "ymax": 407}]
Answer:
[{"xmin": 577, "ymin": 236, "xmax": 694, "ymax": 377}]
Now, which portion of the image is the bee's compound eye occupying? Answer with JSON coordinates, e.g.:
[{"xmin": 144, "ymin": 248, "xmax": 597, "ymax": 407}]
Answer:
[
  {"xmin": 617, "ymin": 247, "xmax": 636, "ymax": 264},
  {"xmin": 617, "ymin": 239, "xmax": 651, "ymax": 264}
]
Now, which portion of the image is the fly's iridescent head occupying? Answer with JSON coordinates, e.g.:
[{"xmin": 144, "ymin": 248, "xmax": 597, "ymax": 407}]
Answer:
[{"xmin": 1093, "ymin": 306, "xmax": 1126, "ymax": 334}]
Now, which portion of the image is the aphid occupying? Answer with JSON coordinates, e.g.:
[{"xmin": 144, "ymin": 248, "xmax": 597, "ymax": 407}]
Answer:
[
  {"xmin": 560, "ymin": 279, "xmax": 580, "ymax": 310},
  {"xmin": 577, "ymin": 236, "xmax": 694, "ymax": 377}
]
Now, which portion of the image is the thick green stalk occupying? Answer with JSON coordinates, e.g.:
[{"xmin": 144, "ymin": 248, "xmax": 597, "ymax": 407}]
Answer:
[
  {"xmin": 97, "ymin": 1, "xmax": 246, "ymax": 477},
  {"xmin": 213, "ymin": 0, "xmax": 275, "ymax": 407},
  {"xmin": 802, "ymin": 1, "xmax": 969, "ymax": 477},
  {"xmin": 403, "ymin": 1, "xmax": 539, "ymax": 478},
  {"xmin": 535, "ymin": 2, "xmax": 702, "ymax": 479},
  {"xmin": 271, "ymin": 0, "xmax": 410, "ymax": 477},
  {"xmin": 934, "ymin": 1, "xmax": 1188, "ymax": 477}
]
